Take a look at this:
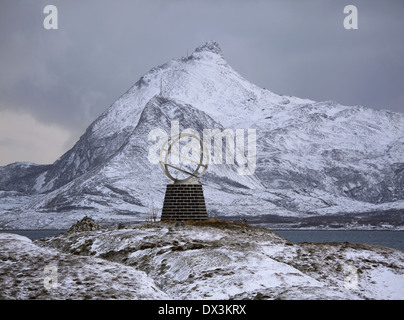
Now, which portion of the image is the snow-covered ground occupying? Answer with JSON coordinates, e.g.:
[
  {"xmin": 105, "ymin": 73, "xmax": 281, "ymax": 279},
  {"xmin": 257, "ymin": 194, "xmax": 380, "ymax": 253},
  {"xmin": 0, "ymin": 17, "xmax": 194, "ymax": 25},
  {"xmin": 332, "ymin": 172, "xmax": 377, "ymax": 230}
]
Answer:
[
  {"xmin": 2, "ymin": 220, "xmax": 402, "ymax": 300},
  {"xmin": 0, "ymin": 232, "xmax": 168, "ymax": 299}
]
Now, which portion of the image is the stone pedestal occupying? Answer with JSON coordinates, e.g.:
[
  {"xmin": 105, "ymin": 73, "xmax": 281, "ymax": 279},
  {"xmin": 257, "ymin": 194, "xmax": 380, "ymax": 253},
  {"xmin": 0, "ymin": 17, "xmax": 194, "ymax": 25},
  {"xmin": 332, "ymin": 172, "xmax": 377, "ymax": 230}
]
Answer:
[{"xmin": 160, "ymin": 183, "xmax": 208, "ymax": 221}]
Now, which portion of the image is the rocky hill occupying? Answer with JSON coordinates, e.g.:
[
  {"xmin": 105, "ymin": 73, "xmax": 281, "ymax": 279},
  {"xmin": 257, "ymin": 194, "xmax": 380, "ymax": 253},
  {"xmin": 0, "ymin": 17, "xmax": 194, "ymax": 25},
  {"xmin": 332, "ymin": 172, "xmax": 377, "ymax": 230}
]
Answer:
[{"xmin": 1, "ymin": 220, "xmax": 403, "ymax": 299}]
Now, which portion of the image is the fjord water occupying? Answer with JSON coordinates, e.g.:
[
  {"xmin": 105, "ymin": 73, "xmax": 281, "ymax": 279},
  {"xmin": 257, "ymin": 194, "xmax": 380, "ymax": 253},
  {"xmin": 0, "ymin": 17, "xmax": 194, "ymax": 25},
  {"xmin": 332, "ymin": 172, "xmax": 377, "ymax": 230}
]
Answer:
[
  {"xmin": 273, "ymin": 229, "xmax": 404, "ymax": 252},
  {"xmin": 0, "ymin": 229, "xmax": 66, "ymax": 240}
]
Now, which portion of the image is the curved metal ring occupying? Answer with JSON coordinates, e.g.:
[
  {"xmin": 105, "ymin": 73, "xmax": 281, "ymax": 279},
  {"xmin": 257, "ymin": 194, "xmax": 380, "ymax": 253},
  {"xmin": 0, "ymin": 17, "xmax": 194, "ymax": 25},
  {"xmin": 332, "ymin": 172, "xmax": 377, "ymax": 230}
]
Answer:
[{"xmin": 159, "ymin": 133, "xmax": 209, "ymax": 183}]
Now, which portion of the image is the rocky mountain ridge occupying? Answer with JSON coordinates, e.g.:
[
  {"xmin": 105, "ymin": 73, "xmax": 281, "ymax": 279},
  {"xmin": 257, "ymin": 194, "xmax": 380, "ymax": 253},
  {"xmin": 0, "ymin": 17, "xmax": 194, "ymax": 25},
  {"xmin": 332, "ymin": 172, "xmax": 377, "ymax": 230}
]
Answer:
[{"xmin": 0, "ymin": 41, "xmax": 403, "ymax": 229}]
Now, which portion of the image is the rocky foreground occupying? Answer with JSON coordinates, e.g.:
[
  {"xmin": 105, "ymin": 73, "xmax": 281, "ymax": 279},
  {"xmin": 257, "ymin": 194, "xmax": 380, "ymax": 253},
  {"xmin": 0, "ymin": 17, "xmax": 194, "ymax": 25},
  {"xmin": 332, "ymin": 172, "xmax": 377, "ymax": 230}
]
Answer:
[{"xmin": 1, "ymin": 219, "xmax": 403, "ymax": 300}]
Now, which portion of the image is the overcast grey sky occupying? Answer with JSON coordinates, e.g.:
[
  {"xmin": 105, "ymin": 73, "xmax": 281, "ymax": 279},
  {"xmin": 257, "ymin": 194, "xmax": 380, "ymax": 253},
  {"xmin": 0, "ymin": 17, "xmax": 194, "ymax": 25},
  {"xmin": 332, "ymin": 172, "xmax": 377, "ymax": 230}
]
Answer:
[{"xmin": 0, "ymin": 0, "xmax": 403, "ymax": 166}]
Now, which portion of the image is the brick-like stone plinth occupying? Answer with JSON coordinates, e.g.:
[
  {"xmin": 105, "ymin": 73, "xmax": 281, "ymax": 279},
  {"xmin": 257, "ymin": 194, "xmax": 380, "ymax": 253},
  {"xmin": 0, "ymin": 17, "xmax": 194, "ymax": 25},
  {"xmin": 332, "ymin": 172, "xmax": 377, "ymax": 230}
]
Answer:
[{"xmin": 160, "ymin": 183, "xmax": 208, "ymax": 221}]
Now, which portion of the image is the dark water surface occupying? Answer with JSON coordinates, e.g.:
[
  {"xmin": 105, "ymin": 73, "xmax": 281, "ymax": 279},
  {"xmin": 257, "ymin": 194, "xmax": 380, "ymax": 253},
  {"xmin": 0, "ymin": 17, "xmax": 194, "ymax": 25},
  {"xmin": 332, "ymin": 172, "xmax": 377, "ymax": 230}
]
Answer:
[
  {"xmin": 272, "ymin": 229, "xmax": 404, "ymax": 252},
  {"xmin": 0, "ymin": 229, "xmax": 67, "ymax": 240}
]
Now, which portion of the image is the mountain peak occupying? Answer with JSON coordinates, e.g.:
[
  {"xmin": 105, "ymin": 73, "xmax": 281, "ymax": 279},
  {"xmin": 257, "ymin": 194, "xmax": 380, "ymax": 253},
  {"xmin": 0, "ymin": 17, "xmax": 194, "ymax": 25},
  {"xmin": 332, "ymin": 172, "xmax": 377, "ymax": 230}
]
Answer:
[{"xmin": 193, "ymin": 41, "xmax": 223, "ymax": 56}]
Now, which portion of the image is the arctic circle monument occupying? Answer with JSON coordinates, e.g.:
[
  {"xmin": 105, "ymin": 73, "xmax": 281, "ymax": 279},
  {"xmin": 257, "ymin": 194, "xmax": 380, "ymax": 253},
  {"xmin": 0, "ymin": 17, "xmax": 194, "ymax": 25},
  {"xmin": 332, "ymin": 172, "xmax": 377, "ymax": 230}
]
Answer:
[{"xmin": 159, "ymin": 133, "xmax": 209, "ymax": 221}]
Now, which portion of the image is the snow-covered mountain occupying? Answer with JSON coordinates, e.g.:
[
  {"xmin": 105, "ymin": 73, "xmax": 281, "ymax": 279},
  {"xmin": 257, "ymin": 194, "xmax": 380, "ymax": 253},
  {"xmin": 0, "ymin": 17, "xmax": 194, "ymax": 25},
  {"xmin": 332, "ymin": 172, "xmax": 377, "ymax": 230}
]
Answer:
[{"xmin": 1, "ymin": 41, "xmax": 403, "ymax": 229}]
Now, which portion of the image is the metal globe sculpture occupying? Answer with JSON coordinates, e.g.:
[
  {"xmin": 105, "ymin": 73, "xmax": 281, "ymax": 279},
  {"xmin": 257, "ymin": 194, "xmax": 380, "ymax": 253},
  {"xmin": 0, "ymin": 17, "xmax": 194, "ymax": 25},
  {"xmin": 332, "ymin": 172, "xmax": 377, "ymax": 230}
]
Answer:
[
  {"xmin": 159, "ymin": 133, "xmax": 209, "ymax": 184},
  {"xmin": 159, "ymin": 132, "xmax": 210, "ymax": 221}
]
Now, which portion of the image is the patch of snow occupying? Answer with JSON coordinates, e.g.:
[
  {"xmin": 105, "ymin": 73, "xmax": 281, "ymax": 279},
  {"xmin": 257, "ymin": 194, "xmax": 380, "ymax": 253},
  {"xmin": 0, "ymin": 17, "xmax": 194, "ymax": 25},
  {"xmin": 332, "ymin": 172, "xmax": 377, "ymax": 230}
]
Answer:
[{"xmin": 0, "ymin": 232, "xmax": 168, "ymax": 299}]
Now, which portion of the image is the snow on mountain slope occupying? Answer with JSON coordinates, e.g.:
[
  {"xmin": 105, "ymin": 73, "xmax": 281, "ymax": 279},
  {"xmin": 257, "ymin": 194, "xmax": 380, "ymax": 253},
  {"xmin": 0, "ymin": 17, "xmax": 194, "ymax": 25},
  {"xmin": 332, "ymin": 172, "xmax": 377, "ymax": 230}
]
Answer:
[
  {"xmin": 0, "ymin": 41, "xmax": 403, "ymax": 229},
  {"xmin": 19, "ymin": 96, "xmax": 266, "ymax": 220},
  {"xmin": 255, "ymin": 102, "xmax": 404, "ymax": 203}
]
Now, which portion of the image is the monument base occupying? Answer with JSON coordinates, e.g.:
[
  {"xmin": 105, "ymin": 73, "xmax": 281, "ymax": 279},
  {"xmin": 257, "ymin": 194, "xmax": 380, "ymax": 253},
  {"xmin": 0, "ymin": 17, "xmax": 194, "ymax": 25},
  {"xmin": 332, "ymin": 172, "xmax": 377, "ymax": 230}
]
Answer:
[{"xmin": 160, "ymin": 183, "xmax": 208, "ymax": 221}]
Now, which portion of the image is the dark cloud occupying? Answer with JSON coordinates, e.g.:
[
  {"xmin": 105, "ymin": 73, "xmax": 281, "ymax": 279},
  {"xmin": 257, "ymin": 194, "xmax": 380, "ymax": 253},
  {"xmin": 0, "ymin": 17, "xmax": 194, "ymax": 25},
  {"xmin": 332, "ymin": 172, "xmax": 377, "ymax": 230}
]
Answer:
[{"xmin": 0, "ymin": 0, "xmax": 403, "ymax": 165}]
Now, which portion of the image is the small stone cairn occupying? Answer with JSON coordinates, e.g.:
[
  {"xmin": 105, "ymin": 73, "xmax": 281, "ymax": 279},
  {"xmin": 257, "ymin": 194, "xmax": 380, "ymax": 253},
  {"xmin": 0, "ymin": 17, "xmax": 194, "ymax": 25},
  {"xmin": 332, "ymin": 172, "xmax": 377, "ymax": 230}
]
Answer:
[{"xmin": 67, "ymin": 216, "xmax": 103, "ymax": 233}]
